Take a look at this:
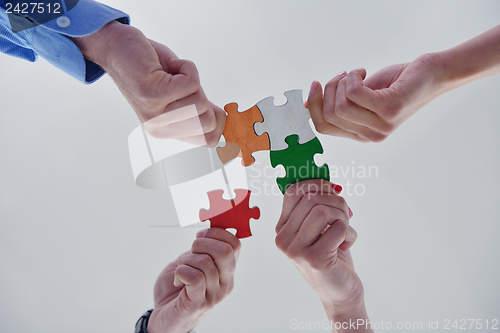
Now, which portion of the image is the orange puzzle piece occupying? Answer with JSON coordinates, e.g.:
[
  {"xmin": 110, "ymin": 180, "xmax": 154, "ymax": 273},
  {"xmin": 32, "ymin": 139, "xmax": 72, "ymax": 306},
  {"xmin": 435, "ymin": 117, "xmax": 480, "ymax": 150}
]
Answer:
[{"xmin": 217, "ymin": 103, "xmax": 270, "ymax": 167}]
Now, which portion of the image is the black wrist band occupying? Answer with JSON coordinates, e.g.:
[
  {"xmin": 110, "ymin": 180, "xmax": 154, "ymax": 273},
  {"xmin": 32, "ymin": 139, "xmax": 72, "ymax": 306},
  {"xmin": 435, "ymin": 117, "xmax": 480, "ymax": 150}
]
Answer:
[{"xmin": 135, "ymin": 309, "xmax": 153, "ymax": 333}]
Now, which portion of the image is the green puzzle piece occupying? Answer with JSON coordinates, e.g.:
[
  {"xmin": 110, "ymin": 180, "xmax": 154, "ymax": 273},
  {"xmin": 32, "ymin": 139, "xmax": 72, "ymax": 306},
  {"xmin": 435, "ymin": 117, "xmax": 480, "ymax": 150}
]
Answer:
[{"xmin": 270, "ymin": 135, "xmax": 330, "ymax": 194}]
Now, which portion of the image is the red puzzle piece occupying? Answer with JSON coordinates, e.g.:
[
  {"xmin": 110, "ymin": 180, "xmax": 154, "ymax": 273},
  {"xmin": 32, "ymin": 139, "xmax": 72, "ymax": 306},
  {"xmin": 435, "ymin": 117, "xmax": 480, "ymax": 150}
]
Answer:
[{"xmin": 199, "ymin": 189, "xmax": 260, "ymax": 238}]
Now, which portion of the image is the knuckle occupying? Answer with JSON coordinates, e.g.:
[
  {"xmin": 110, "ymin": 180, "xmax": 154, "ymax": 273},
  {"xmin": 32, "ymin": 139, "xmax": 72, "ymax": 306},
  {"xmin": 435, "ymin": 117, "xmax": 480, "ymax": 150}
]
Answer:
[
  {"xmin": 314, "ymin": 121, "xmax": 328, "ymax": 134},
  {"xmin": 310, "ymin": 191, "xmax": 327, "ymax": 202},
  {"xmin": 379, "ymin": 103, "xmax": 402, "ymax": 121},
  {"xmin": 203, "ymin": 131, "xmax": 219, "ymax": 148},
  {"xmin": 199, "ymin": 254, "xmax": 214, "ymax": 267},
  {"xmin": 191, "ymin": 269, "xmax": 205, "ymax": 284},
  {"xmin": 378, "ymin": 122, "xmax": 395, "ymax": 135},
  {"xmin": 311, "ymin": 204, "xmax": 329, "ymax": 219},
  {"xmin": 322, "ymin": 108, "xmax": 336, "ymax": 124},
  {"xmin": 324, "ymin": 79, "xmax": 336, "ymax": 91},
  {"xmin": 351, "ymin": 228, "xmax": 359, "ymax": 242},
  {"xmin": 274, "ymin": 233, "xmax": 286, "ymax": 252},
  {"xmin": 203, "ymin": 110, "xmax": 217, "ymax": 133},
  {"xmin": 335, "ymin": 220, "xmax": 348, "ymax": 232},
  {"xmin": 345, "ymin": 84, "xmax": 360, "ymax": 101},
  {"xmin": 369, "ymin": 132, "xmax": 388, "ymax": 143},
  {"xmin": 334, "ymin": 102, "xmax": 348, "ymax": 119},
  {"xmin": 336, "ymin": 195, "xmax": 347, "ymax": 207},
  {"xmin": 232, "ymin": 239, "xmax": 242, "ymax": 253},
  {"xmin": 192, "ymin": 238, "xmax": 203, "ymax": 250},
  {"xmin": 218, "ymin": 243, "xmax": 234, "ymax": 258}
]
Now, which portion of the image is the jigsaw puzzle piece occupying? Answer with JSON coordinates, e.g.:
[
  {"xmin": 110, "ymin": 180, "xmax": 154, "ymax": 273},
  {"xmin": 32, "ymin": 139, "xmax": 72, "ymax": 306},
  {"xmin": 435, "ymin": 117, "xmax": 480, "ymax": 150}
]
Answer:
[
  {"xmin": 199, "ymin": 189, "xmax": 260, "ymax": 238},
  {"xmin": 216, "ymin": 142, "xmax": 242, "ymax": 165},
  {"xmin": 168, "ymin": 154, "xmax": 250, "ymax": 226},
  {"xmin": 219, "ymin": 103, "xmax": 270, "ymax": 167},
  {"xmin": 170, "ymin": 168, "xmax": 228, "ymax": 227},
  {"xmin": 270, "ymin": 134, "xmax": 330, "ymax": 194},
  {"xmin": 254, "ymin": 90, "xmax": 316, "ymax": 151}
]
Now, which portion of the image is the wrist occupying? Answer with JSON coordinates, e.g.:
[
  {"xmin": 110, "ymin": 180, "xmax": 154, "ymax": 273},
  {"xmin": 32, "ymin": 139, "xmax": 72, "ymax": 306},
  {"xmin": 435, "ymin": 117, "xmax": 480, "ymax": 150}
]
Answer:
[
  {"xmin": 70, "ymin": 20, "xmax": 129, "ymax": 70},
  {"xmin": 412, "ymin": 52, "xmax": 455, "ymax": 97},
  {"xmin": 430, "ymin": 50, "xmax": 470, "ymax": 92},
  {"xmin": 323, "ymin": 301, "xmax": 373, "ymax": 333}
]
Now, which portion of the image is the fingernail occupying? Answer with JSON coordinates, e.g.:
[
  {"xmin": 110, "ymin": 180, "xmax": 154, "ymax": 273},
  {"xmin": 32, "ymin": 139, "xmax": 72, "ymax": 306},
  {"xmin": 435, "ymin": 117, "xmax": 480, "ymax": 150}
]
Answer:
[
  {"xmin": 348, "ymin": 207, "xmax": 353, "ymax": 218},
  {"xmin": 309, "ymin": 81, "xmax": 319, "ymax": 94},
  {"xmin": 196, "ymin": 229, "xmax": 207, "ymax": 238},
  {"xmin": 331, "ymin": 183, "xmax": 343, "ymax": 194},
  {"xmin": 337, "ymin": 71, "xmax": 347, "ymax": 77}
]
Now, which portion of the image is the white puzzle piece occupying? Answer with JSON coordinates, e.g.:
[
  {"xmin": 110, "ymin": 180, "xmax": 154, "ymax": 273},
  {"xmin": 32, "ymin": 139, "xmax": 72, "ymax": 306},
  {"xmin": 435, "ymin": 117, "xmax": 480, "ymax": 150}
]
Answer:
[{"xmin": 254, "ymin": 90, "xmax": 316, "ymax": 151}]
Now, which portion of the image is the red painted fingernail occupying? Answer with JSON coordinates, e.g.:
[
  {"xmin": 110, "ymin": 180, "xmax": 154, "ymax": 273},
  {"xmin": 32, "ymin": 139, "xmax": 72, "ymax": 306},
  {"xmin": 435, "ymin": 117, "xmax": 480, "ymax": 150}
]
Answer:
[
  {"xmin": 331, "ymin": 183, "xmax": 343, "ymax": 193},
  {"xmin": 348, "ymin": 207, "xmax": 353, "ymax": 218}
]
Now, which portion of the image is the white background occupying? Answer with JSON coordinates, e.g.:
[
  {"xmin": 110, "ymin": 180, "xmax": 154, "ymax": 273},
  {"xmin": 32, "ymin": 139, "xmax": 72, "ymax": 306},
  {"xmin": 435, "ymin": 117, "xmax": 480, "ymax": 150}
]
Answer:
[{"xmin": 1, "ymin": 1, "xmax": 499, "ymax": 332}]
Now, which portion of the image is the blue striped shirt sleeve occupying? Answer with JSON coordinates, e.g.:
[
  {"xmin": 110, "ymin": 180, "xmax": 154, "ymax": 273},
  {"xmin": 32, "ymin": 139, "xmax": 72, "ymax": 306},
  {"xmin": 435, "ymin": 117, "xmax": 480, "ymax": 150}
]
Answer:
[{"xmin": 0, "ymin": 0, "xmax": 130, "ymax": 83}]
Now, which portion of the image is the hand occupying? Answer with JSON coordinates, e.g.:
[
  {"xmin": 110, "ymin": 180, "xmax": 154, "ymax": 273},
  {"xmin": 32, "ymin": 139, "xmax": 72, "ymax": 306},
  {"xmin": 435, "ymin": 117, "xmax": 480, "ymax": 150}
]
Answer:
[
  {"xmin": 308, "ymin": 53, "xmax": 445, "ymax": 142},
  {"xmin": 72, "ymin": 21, "xmax": 225, "ymax": 147},
  {"xmin": 275, "ymin": 180, "xmax": 371, "ymax": 332},
  {"xmin": 147, "ymin": 228, "xmax": 241, "ymax": 333}
]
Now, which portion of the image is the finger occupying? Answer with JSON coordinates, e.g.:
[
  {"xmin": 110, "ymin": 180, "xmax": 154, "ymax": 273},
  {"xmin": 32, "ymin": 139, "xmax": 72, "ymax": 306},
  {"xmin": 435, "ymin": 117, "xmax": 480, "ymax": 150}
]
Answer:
[
  {"xmin": 331, "ymin": 71, "xmax": 394, "ymax": 134},
  {"xmin": 333, "ymin": 78, "xmax": 388, "ymax": 142},
  {"xmin": 162, "ymin": 59, "xmax": 201, "ymax": 105},
  {"xmin": 147, "ymin": 110, "xmax": 216, "ymax": 140},
  {"xmin": 196, "ymin": 228, "xmax": 242, "ymax": 260},
  {"xmin": 308, "ymin": 78, "xmax": 367, "ymax": 142},
  {"xmin": 307, "ymin": 80, "xmax": 324, "ymax": 127},
  {"xmin": 177, "ymin": 253, "xmax": 219, "ymax": 302},
  {"xmin": 322, "ymin": 77, "xmax": 374, "ymax": 140},
  {"xmin": 339, "ymin": 225, "xmax": 358, "ymax": 251},
  {"xmin": 174, "ymin": 264, "xmax": 207, "ymax": 305},
  {"xmin": 276, "ymin": 179, "xmax": 334, "ymax": 234},
  {"xmin": 344, "ymin": 68, "xmax": 387, "ymax": 113},
  {"xmin": 142, "ymin": 93, "xmax": 209, "ymax": 131},
  {"xmin": 276, "ymin": 194, "xmax": 349, "ymax": 251},
  {"xmin": 149, "ymin": 39, "xmax": 179, "ymax": 71},
  {"xmin": 191, "ymin": 237, "xmax": 238, "ymax": 292},
  {"xmin": 290, "ymin": 205, "xmax": 349, "ymax": 251},
  {"xmin": 311, "ymin": 218, "xmax": 349, "ymax": 256},
  {"xmin": 164, "ymin": 88, "xmax": 212, "ymax": 119},
  {"xmin": 203, "ymin": 104, "xmax": 226, "ymax": 148}
]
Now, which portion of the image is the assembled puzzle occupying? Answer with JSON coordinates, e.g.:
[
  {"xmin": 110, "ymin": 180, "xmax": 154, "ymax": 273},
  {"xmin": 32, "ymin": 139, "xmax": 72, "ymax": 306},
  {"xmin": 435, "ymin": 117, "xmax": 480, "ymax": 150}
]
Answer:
[{"xmin": 128, "ymin": 89, "xmax": 331, "ymax": 238}]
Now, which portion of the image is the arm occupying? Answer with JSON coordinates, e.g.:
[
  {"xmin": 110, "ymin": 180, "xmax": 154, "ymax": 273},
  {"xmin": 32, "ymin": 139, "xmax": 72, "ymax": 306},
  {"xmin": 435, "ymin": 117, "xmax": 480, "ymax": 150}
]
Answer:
[
  {"xmin": 275, "ymin": 180, "xmax": 372, "ymax": 333},
  {"xmin": 146, "ymin": 228, "xmax": 241, "ymax": 333},
  {"xmin": 71, "ymin": 21, "xmax": 226, "ymax": 147},
  {"xmin": 1, "ymin": 1, "xmax": 225, "ymax": 146},
  {"xmin": 0, "ymin": 0, "xmax": 129, "ymax": 83},
  {"xmin": 308, "ymin": 24, "xmax": 500, "ymax": 142}
]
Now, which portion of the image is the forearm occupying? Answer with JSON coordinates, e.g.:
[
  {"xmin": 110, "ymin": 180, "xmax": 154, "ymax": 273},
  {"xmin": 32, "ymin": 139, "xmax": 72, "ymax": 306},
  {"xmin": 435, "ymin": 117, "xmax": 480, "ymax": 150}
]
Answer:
[
  {"xmin": 323, "ymin": 302, "xmax": 374, "ymax": 333},
  {"xmin": 435, "ymin": 24, "xmax": 500, "ymax": 91},
  {"xmin": 70, "ymin": 20, "xmax": 126, "ymax": 70}
]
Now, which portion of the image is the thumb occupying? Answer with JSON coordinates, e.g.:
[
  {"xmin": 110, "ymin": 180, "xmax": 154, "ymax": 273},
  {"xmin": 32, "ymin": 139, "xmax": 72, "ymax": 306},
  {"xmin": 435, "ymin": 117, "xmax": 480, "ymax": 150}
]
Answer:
[{"xmin": 306, "ymin": 80, "xmax": 324, "ymax": 127}]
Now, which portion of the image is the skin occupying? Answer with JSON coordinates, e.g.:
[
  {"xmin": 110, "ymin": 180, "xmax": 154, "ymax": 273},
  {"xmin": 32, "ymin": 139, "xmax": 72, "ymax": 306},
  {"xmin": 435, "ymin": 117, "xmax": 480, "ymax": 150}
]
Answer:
[
  {"xmin": 275, "ymin": 179, "xmax": 373, "ymax": 333},
  {"xmin": 147, "ymin": 228, "xmax": 241, "ymax": 333},
  {"xmin": 71, "ymin": 21, "xmax": 226, "ymax": 147},
  {"xmin": 308, "ymin": 24, "xmax": 500, "ymax": 143}
]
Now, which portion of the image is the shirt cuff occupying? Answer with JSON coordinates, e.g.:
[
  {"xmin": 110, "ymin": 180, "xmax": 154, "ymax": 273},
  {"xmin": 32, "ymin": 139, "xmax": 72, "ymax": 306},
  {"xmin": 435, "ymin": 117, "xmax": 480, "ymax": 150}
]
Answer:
[{"xmin": 32, "ymin": 0, "xmax": 130, "ymax": 83}]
